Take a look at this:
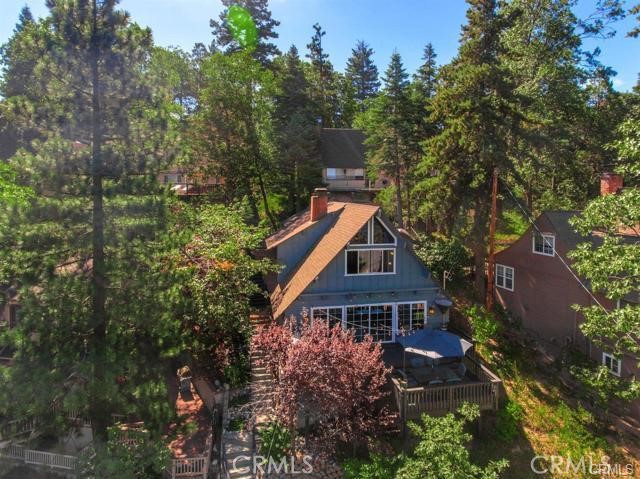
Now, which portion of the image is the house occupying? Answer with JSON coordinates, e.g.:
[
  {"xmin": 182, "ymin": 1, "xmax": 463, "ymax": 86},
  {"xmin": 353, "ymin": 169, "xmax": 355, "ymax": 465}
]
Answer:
[
  {"xmin": 494, "ymin": 174, "xmax": 639, "ymax": 422},
  {"xmin": 265, "ymin": 188, "xmax": 502, "ymax": 419},
  {"xmin": 319, "ymin": 128, "xmax": 389, "ymax": 195},
  {"xmin": 158, "ymin": 167, "xmax": 224, "ymax": 196}
]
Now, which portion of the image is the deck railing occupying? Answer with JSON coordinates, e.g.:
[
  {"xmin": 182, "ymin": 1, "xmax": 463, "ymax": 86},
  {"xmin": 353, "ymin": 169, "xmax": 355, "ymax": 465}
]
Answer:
[
  {"xmin": 392, "ymin": 356, "xmax": 502, "ymax": 422},
  {"xmin": 1, "ymin": 444, "xmax": 77, "ymax": 471}
]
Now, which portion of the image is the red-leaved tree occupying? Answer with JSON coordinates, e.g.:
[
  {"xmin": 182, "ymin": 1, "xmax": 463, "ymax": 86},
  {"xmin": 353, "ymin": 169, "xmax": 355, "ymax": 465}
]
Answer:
[{"xmin": 252, "ymin": 319, "xmax": 394, "ymax": 452}]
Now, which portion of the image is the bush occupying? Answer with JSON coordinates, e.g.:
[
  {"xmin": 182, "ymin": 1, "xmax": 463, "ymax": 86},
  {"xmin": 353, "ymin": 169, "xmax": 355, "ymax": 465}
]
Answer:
[
  {"xmin": 494, "ymin": 399, "xmax": 524, "ymax": 441},
  {"xmin": 259, "ymin": 421, "xmax": 291, "ymax": 462},
  {"xmin": 466, "ymin": 305, "xmax": 501, "ymax": 346},
  {"xmin": 414, "ymin": 235, "xmax": 472, "ymax": 285},
  {"xmin": 342, "ymin": 453, "xmax": 399, "ymax": 479}
]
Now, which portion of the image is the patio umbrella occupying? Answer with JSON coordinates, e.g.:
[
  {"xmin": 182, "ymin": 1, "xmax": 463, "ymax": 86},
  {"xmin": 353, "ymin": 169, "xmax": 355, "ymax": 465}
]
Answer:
[{"xmin": 396, "ymin": 329, "xmax": 473, "ymax": 360}]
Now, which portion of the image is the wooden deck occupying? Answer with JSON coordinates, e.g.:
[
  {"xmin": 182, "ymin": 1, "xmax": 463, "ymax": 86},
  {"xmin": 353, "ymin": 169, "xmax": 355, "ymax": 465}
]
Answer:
[{"xmin": 390, "ymin": 355, "xmax": 502, "ymax": 421}]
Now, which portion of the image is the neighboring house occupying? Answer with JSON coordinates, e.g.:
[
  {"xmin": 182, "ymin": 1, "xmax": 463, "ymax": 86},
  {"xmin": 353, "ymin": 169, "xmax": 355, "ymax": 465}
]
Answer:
[
  {"xmin": 320, "ymin": 128, "xmax": 389, "ymax": 195},
  {"xmin": 494, "ymin": 174, "xmax": 639, "ymax": 422},
  {"xmin": 264, "ymin": 188, "xmax": 502, "ymax": 420},
  {"xmin": 158, "ymin": 168, "xmax": 225, "ymax": 196}
]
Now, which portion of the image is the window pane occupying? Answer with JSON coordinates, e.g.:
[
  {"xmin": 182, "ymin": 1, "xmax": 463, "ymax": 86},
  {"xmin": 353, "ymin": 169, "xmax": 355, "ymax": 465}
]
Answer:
[
  {"xmin": 372, "ymin": 217, "xmax": 393, "ymax": 244},
  {"xmin": 398, "ymin": 304, "xmax": 411, "ymax": 333},
  {"xmin": 327, "ymin": 308, "xmax": 343, "ymax": 329},
  {"xmin": 346, "ymin": 251, "xmax": 358, "ymax": 274},
  {"xmin": 412, "ymin": 303, "xmax": 425, "ymax": 329},
  {"xmin": 346, "ymin": 306, "xmax": 369, "ymax": 341},
  {"xmin": 312, "ymin": 308, "xmax": 328, "ymax": 322},
  {"xmin": 534, "ymin": 233, "xmax": 543, "ymax": 252},
  {"xmin": 370, "ymin": 304, "xmax": 393, "ymax": 342},
  {"xmin": 351, "ymin": 224, "xmax": 368, "ymax": 244},
  {"xmin": 505, "ymin": 277, "xmax": 513, "ymax": 290},
  {"xmin": 358, "ymin": 251, "xmax": 370, "ymax": 273},
  {"xmin": 383, "ymin": 250, "xmax": 395, "ymax": 272},
  {"xmin": 369, "ymin": 250, "xmax": 383, "ymax": 273}
]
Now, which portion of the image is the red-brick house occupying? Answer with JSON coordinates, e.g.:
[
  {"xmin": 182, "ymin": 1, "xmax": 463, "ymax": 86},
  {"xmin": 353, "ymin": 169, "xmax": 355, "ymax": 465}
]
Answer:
[{"xmin": 494, "ymin": 177, "xmax": 639, "ymax": 422}]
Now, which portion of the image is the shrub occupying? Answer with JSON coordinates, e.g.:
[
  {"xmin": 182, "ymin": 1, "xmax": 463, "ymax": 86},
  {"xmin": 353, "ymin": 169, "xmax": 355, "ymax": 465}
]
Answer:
[
  {"xmin": 342, "ymin": 453, "xmax": 399, "ymax": 479},
  {"xmin": 259, "ymin": 421, "xmax": 291, "ymax": 462},
  {"xmin": 466, "ymin": 305, "xmax": 501, "ymax": 346},
  {"xmin": 494, "ymin": 399, "xmax": 524, "ymax": 441},
  {"xmin": 414, "ymin": 235, "xmax": 472, "ymax": 286}
]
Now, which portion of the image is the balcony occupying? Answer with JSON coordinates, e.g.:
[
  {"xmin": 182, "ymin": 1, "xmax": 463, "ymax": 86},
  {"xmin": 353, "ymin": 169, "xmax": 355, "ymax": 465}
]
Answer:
[{"xmin": 323, "ymin": 176, "xmax": 385, "ymax": 192}]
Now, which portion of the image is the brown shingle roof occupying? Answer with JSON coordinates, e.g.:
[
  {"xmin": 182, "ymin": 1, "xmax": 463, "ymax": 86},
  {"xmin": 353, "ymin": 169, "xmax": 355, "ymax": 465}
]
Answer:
[
  {"xmin": 265, "ymin": 202, "xmax": 345, "ymax": 250},
  {"xmin": 270, "ymin": 202, "xmax": 380, "ymax": 319}
]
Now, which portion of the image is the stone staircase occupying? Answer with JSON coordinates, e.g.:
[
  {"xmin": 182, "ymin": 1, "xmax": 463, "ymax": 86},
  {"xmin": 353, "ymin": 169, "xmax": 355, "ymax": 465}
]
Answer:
[{"xmin": 223, "ymin": 313, "xmax": 275, "ymax": 478}]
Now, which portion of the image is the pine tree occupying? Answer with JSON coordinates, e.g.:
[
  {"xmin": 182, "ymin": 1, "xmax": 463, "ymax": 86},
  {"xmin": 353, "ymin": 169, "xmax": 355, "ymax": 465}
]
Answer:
[
  {"xmin": 361, "ymin": 52, "xmax": 411, "ymax": 226},
  {"xmin": 0, "ymin": 5, "xmax": 41, "ymax": 159},
  {"xmin": 0, "ymin": 0, "xmax": 181, "ymax": 443},
  {"xmin": 419, "ymin": 0, "xmax": 521, "ymax": 294},
  {"xmin": 345, "ymin": 40, "xmax": 380, "ymax": 111},
  {"xmin": 274, "ymin": 46, "xmax": 321, "ymax": 212},
  {"xmin": 210, "ymin": 0, "xmax": 280, "ymax": 65},
  {"xmin": 306, "ymin": 23, "xmax": 336, "ymax": 126},
  {"xmin": 414, "ymin": 43, "xmax": 438, "ymax": 100}
]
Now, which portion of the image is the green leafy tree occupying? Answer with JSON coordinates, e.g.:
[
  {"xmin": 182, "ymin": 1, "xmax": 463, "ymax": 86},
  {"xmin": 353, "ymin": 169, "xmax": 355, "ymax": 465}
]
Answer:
[
  {"xmin": 171, "ymin": 203, "xmax": 276, "ymax": 383},
  {"xmin": 418, "ymin": 0, "xmax": 521, "ymax": 294},
  {"xmin": 396, "ymin": 404, "xmax": 509, "ymax": 479},
  {"xmin": 345, "ymin": 40, "xmax": 380, "ymax": 112},
  {"xmin": 210, "ymin": 0, "xmax": 281, "ymax": 65},
  {"xmin": 0, "ymin": 0, "xmax": 182, "ymax": 444},
  {"xmin": 568, "ymin": 103, "xmax": 640, "ymax": 403},
  {"xmin": 0, "ymin": 163, "xmax": 32, "ymax": 206},
  {"xmin": 190, "ymin": 51, "xmax": 279, "ymax": 228}
]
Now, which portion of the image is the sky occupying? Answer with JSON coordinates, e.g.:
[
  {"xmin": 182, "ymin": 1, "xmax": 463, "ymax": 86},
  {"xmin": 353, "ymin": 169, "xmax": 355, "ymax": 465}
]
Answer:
[{"xmin": 1, "ymin": 0, "xmax": 639, "ymax": 91}]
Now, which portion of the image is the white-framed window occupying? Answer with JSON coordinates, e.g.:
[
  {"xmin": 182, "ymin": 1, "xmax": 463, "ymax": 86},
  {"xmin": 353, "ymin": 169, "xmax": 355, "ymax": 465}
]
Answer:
[
  {"xmin": 533, "ymin": 232, "xmax": 555, "ymax": 256},
  {"xmin": 496, "ymin": 264, "xmax": 514, "ymax": 291},
  {"xmin": 310, "ymin": 306, "xmax": 344, "ymax": 329},
  {"xmin": 349, "ymin": 216, "xmax": 396, "ymax": 246},
  {"xmin": 397, "ymin": 302, "xmax": 426, "ymax": 333},
  {"xmin": 345, "ymin": 249, "xmax": 395, "ymax": 275},
  {"xmin": 602, "ymin": 352, "xmax": 621, "ymax": 377},
  {"xmin": 346, "ymin": 304, "xmax": 393, "ymax": 343},
  {"xmin": 326, "ymin": 168, "xmax": 337, "ymax": 179}
]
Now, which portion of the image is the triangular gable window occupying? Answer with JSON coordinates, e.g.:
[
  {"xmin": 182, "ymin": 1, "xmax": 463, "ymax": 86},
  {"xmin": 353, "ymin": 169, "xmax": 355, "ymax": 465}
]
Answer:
[{"xmin": 349, "ymin": 216, "xmax": 396, "ymax": 245}]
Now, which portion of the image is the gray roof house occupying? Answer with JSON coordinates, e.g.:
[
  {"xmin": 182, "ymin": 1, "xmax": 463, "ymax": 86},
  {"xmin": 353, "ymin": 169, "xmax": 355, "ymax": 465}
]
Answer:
[
  {"xmin": 319, "ymin": 129, "xmax": 390, "ymax": 194},
  {"xmin": 264, "ymin": 188, "xmax": 502, "ymax": 420}
]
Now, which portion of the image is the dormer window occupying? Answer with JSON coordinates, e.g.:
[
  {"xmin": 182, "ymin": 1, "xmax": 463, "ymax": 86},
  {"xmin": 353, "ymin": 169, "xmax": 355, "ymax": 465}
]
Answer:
[
  {"xmin": 350, "ymin": 217, "xmax": 396, "ymax": 245},
  {"xmin": 533, "ymin": 232, "xmax": 555, "ymax": 256}
]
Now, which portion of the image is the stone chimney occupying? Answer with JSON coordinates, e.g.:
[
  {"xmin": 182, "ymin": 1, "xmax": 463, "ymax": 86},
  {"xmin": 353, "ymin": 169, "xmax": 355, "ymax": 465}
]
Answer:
[
  {"xmin": 310, "ymin": 188, "xmax": 329, "ymax": 222},
  {"xmin": 600, "ymin": 172, "xmax": 623, "ymax": 196}
]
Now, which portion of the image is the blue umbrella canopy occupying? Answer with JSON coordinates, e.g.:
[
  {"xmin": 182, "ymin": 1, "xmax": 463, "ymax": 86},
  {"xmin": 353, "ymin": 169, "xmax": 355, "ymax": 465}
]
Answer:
[{"xmin": 396, "ymin": 329, "xmax": 473, "ymax": 359}]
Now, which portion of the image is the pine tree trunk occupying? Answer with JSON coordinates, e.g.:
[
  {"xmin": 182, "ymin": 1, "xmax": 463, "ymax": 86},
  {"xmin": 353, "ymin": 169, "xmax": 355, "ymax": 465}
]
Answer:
[
  {"xmin": 89, "ymin": 0, "xmax": 109, "ymax": 443},
  {"xmin": 471, "ymin": 197, "xmax": 489, "ymax": 298}
]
